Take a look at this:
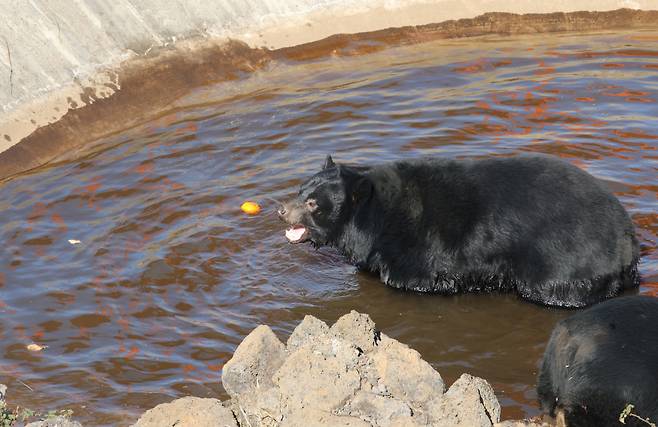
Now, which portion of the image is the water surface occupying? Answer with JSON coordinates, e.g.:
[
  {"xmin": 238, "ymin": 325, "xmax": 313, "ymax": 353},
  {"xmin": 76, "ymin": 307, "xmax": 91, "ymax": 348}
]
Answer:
[{"xmin": 1, "ymin": 30, "xmax": 657, "ymax": 425}]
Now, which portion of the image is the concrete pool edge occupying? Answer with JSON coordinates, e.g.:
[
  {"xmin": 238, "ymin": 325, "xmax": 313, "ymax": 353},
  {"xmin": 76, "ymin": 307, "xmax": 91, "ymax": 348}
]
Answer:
[{"xmin": 1, "ymin": 8, "xmax": 658, "ymax": 182}]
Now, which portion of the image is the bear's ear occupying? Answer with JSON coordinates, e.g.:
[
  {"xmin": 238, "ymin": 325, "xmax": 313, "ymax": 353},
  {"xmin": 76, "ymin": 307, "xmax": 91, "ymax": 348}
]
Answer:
[
  {"xmin": 352, "ymin": 176, "xmax": 373, "ymax": 205},
  {"xmin": 323, "ymin": 155, "xmax": 336, "ymax": 170}
]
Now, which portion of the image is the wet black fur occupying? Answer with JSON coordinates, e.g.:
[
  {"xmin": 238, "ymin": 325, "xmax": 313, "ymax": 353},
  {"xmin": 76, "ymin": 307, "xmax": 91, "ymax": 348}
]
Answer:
[
  {"xmin": 281, "ymin": 155, "xmax": 640, "ymax": 307},
  {"xmin": 538, "ymin": 296, "xmax": 658, "ymax": 426}
]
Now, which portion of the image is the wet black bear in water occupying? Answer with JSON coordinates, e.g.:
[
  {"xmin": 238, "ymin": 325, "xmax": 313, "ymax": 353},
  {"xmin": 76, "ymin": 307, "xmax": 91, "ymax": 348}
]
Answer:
[
  {"xmin": 538, "ymin": 295, "xmax": 658, "ymax": 427},
  {"xmin": 279, "ymin": 155, "xmax": 639, "ymax": 307}
]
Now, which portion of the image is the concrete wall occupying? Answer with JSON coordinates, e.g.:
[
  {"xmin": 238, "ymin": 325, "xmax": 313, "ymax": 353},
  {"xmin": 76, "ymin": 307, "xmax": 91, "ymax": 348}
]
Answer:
[{"xmin": 1, "ymin": 0, "xmax": 657, "ymax": 159}]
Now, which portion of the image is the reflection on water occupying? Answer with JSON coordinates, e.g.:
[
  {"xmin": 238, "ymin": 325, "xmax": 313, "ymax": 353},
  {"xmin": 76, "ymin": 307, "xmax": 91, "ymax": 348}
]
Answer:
[{"xmin": 0, "ymin": 31, "xmax": 656, "ymax": 425}]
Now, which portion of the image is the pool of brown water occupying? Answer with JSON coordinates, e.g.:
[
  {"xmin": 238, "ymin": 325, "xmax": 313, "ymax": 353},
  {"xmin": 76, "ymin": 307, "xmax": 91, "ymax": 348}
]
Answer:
[{"xmin": 1, "ymin": 30, "xmax": 657, "ymax": 426}]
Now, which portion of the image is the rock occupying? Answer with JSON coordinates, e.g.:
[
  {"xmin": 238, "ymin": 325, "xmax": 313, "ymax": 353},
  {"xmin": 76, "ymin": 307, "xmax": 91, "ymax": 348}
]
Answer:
[
  {"xmin": 338, "ymin": 390, "xmax": 412, "ymax": 426},
  {"xmin": 371, "ymin": 333, "xmax": 445, "ymax": 411},
  {"xmin": 280, "ymin": 408, "xmax": 371, "ymax": 426},
  {"xmin": 389, "ymin": 417, "xmax": 428, "ymax": 427},
  {"xmin": 132, "ymin": 397, "xmax": 236, "ymax": 427},
  {"xmin": 494, "ymin": 420, "xmax": 553, "ymax": 427},
  {"xmin": 226, "ymin": 396, "xmax": 283, "ymax": 427},
  {"xmin": 135, "ymin": 311, "xmax": 503, "ymax": 427},
  {"xmin": 275, "ymin": 340, "xmax": 362, "ymax": 412},
  {"xmin": 222, "ymin": 325, "xmax": 287, "ymax": 396},
  {"xmin": 287, "ymin": 315, "xmax": 330, "ymax": 350},
  {"xmin": 25, "ymin": 417, "xmax": 83, "ymax": 427},
  {"xmin": 427, "ymin": 373, "xmax": 501, "ymax": 426},
  {"xmin": 226, "ymin": 387, "xmax": 287, "ymax": 427},
  {"xmin": 330, "ymin": 310, "xmax": 379, "ymax": 353},
  {"xmin": 222, "ymin": 325, "xmax": 287, "ymax": 426}
]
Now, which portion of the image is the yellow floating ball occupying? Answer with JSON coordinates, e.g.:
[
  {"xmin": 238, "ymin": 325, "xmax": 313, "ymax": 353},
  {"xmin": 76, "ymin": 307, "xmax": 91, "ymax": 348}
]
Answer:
[{"xmin": 241, "ymin": 201, "xmax": 261, "ymax": 215}]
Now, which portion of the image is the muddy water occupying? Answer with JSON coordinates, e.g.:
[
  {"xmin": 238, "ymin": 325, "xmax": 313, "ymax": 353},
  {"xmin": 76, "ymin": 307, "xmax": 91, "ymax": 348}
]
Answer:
[{"xmin": 1, "ymin": 30, "xmax": 657, "ymax": 425}]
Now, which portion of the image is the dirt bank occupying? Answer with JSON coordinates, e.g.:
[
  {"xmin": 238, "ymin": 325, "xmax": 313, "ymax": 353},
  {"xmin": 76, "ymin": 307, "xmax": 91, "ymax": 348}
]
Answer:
[{"xmin": 2, "ymin": 8, "xmax": 657, "ymax": 182}]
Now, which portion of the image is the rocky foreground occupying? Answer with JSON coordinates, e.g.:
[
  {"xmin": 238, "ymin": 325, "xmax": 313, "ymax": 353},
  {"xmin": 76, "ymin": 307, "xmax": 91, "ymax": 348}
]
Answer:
[
  {"xmin": 0, "ymin": 311, "xmax": 547, "ymax": 426},
  {"xmin": 134, "ymin": 311, "xmax": 543, "ymax": 427}
]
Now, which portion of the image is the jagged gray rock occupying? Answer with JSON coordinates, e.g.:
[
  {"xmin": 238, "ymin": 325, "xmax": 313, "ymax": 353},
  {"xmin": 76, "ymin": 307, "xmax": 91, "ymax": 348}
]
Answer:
[
  {"xmin": 426, "ymin": 373, "xmax": 501, "ymax": 426},
  {"xmin": 338, "ymin": 391, "xmax": 413, "ymax": 426},
  {"xmin": 221, "ymin": 312, "xmax": 498, "ymax": 426},
  {"xmin": 371, "ymin": 334, "xmax": 446, "ymax": 412},
  {"xmin": 330, "ymin": 310, "xmax": 379, "ymax": 353},
  {"xmin": 136, "ymin": 312, "xmax": 504, "ymax": 427},
  {"xmin": 286, "ymin": 314, "xmax": 330, "ymax": 350},
  {"xmin": 221, "ymin": 324, "xmax": 287, "ymax": 426},
  {"xmin": 132, "ymin": 396, "xmax": 237, "ymax": 427},
  {"xmin": 275, "ymin": 342, "xmax": 362, "ymax": 412},
  {"xmin": 281, "ymin": 408, "xmax": 371, "ymax": 427},
  {"xmin": 25, "ymin": 417, "xmax": 83, "ymax": 427},
  {"xmin": 222, "ymin": 325, "xmax": 287, "ymax": 395}
]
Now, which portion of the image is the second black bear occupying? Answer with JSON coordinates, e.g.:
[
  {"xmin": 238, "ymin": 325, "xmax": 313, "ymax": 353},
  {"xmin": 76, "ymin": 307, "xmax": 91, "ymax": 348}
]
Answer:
[{"xmin": 538, "ymin": 295, "xmax": 658, "ymax": 426}]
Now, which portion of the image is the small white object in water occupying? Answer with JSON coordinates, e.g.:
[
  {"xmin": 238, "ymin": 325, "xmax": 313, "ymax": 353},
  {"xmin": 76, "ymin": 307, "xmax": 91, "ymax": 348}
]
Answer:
[
  {"xmin": 27, "ymin": 343, "xmax": 47, "ymax": 352},
  {"xmin": 68, "ymin": 239, "xmax": 81, "ymax": 245}
]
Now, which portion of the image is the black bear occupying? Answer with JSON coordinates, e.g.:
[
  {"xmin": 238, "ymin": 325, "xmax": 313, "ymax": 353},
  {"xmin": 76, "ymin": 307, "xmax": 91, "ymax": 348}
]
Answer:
[
  {"xmin": 279, "ymin": 155, "xmax": 639, "ymax": 307},
  {"xmin": 538, "ymin": 295, "xmax": 658, "ymax": 426}
]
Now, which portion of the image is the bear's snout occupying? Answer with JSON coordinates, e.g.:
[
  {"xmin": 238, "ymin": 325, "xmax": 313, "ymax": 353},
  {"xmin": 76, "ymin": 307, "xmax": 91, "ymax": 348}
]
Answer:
[{"xmin": 278, "ymin": 201, "xmax": 305, "ymax": 225}]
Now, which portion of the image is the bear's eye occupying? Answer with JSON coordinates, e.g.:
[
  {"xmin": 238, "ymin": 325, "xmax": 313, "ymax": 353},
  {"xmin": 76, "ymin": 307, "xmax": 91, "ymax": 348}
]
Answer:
[{"xmin": 306, "ymin": 199, "xmax": 318, "ymax": 211}]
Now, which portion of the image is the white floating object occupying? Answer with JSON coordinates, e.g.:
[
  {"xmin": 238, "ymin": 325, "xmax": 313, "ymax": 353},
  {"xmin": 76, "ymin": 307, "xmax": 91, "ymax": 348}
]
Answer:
[
  {"xmin": 27, "ymin": 343, "xmax": 47, "ymax": 352},
  {"xmin": 68, "ymin": 239, "xmax": 81, "ymax": 245}
]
